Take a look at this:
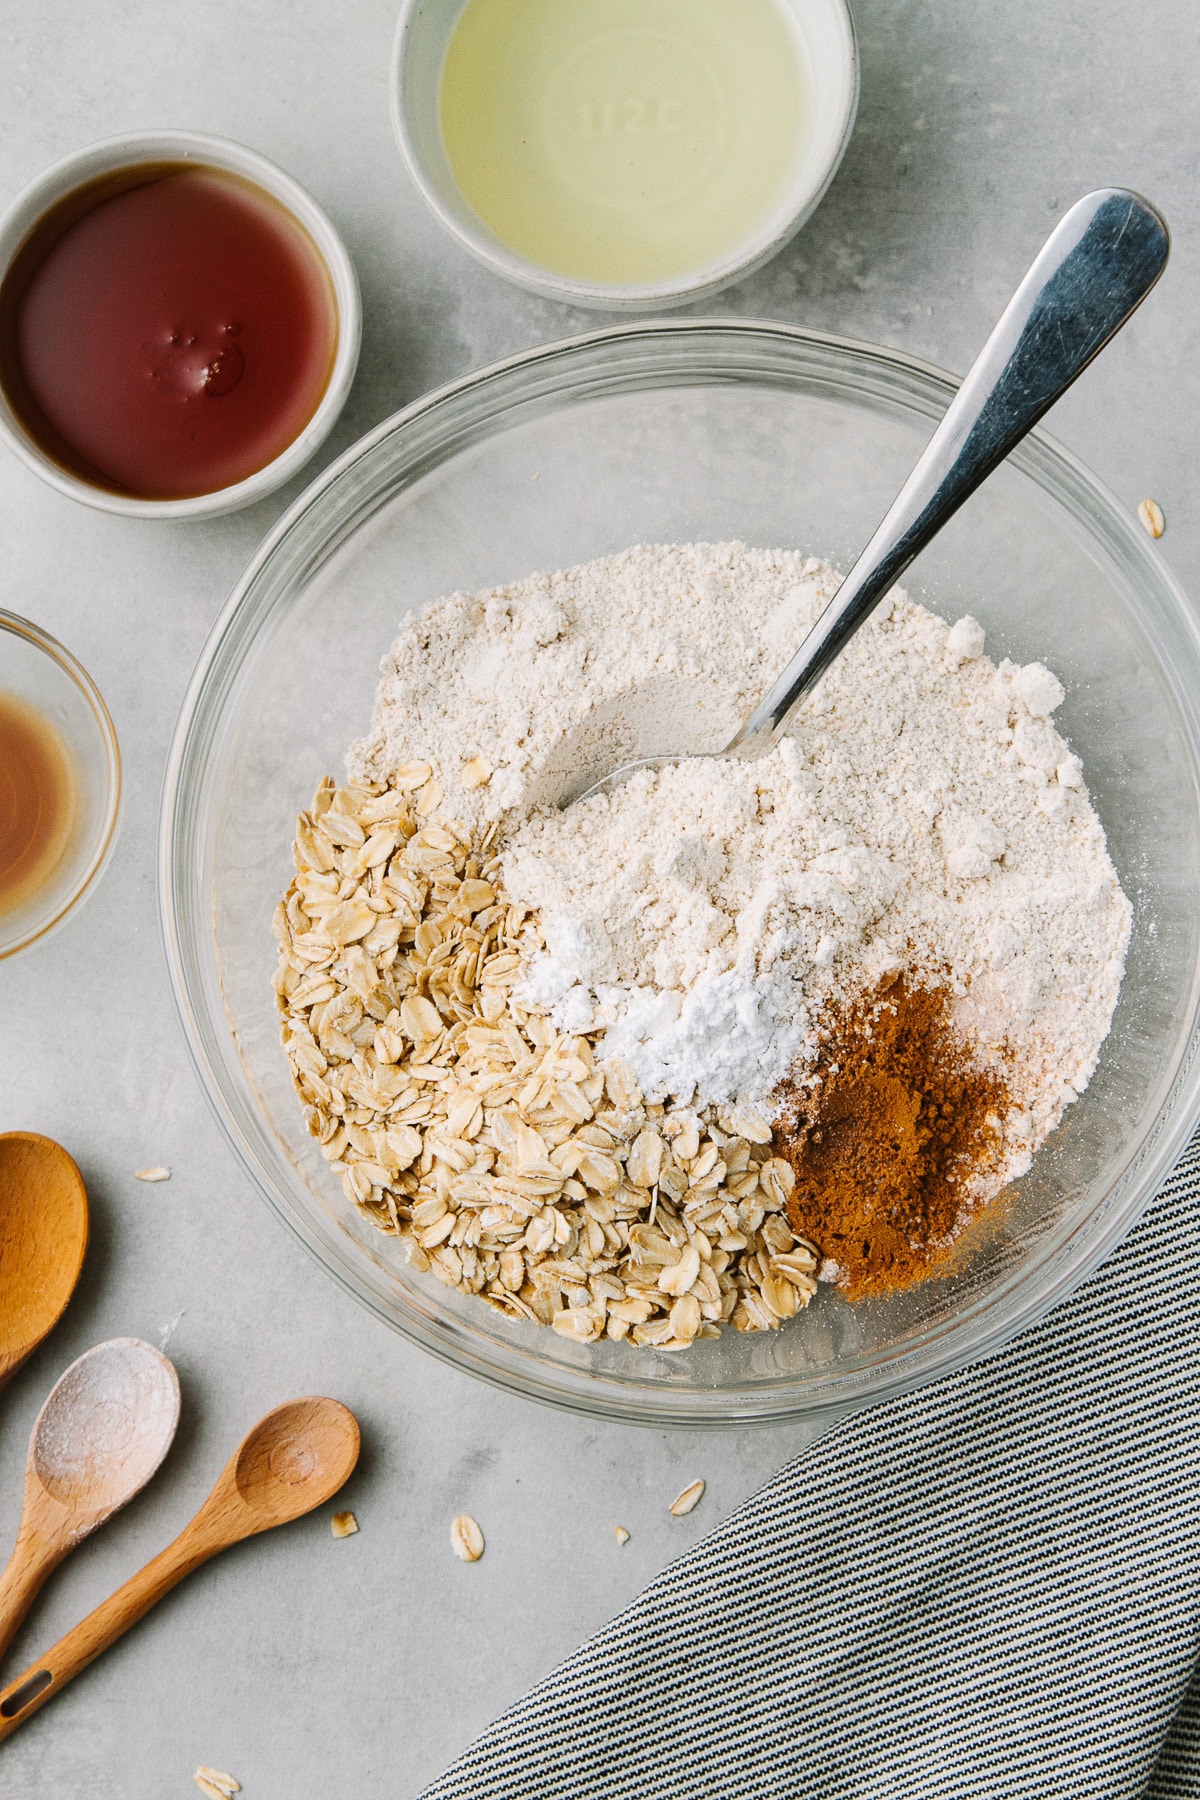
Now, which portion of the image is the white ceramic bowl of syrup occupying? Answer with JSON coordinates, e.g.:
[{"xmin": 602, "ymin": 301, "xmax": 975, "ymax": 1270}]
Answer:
[
  {"xmin": 392, "ymin": 0, "xmax": 858, "ymax": 310},
  {"xmin": 0, "ymin": 131, "xmax": 361, "ymax": 518}
]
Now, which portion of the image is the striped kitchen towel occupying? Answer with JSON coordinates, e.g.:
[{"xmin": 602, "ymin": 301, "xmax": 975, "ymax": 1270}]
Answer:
[{"xmin": 419, "ymin": 1135, "xmax": 1200, "ymax": 1800}]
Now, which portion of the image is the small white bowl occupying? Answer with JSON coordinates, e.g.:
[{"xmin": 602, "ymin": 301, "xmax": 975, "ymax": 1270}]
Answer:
[
  {"xmin": 391, "ymin": 0, "xmax": 858, "ymax": 311},
  {"xmin": 0, "ymin": 131, "xmax": 362, "ymax": 518}
]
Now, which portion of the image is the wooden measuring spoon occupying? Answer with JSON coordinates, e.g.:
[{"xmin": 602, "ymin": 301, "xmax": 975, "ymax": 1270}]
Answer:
[
  {"xmin": 0, "ymin": 1396, "xmax": 360, "ymax": 1739},
  {"xmin": 0, "ymin": 1133, "xmax": 89, "ymax": 1391},
  {"xmin": 0, "ymin": 1338, "xmax": 180, "ymax": 1663}
]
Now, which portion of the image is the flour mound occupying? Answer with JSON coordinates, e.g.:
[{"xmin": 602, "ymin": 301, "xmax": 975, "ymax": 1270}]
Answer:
[
  {"xmin": 352, "ymin": 542, "xmax": 1131, "ymax": 1153},
  {"xmin": 350, "ymin": 542, "xmax": 840, "ymax": 825}
]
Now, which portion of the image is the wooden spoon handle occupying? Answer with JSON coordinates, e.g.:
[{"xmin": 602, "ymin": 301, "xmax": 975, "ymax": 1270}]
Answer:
[
  {"xmin": 0, "ymin": 1533, "xmax": 217, "ymax": 1740},
  {"xmin": 0, "ymin": 1532, "xmax": 63, "ymax": 1665}
]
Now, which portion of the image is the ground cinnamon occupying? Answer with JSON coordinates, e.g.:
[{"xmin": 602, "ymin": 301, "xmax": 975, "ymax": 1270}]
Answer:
[{"xmin": 774, "ymin": 977, "xmax": 1010, "ymax": 1300}]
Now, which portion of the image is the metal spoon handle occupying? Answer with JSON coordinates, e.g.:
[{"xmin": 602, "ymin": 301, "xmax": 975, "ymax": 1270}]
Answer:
[{"xmin": 726, "ymin": 187, "xmax": 1169, "ymax": 758}]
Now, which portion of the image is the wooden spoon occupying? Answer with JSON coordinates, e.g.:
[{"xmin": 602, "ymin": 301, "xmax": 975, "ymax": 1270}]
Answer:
[
  {"xmin": 0, "ymin": 1396, "xmax": 360, "ymax": 1739},
  {"xmin": 0, "ymin": 1339, "xmax": 180, "ymax": 1663},
  {"xmin": 0, "ymin": 1133, "xmax": 89, "ymax": 1391}
]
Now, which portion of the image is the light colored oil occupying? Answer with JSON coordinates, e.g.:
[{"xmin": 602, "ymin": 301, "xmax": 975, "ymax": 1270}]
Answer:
[
  {"xmin": 0, "ymin": 691, "xmax": 76, "ymax": 916},
  {"xmin": 439, "ymin": 0, "xmax": 812, "ymax": 286}
]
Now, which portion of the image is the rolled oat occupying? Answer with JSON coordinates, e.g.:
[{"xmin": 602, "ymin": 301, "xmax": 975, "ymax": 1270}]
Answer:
[
  {"xmin": 451, "ymin": 1514, "xmax": 485, "ymax": 1562},
  {"xmin": 668, "ymin": 1479, "xmax": 706, "ymax": 1517},
  {"xmin": 275, "ymin": 777, "xmax": 821, "ymax": 1350}
]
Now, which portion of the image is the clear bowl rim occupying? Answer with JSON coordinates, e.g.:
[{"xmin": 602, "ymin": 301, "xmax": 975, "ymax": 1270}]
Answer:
[
  {"xmin": 1, "ymin": 606, "xmax": 122, "ymax": 958},
  {"xmin": 159, "ymin": 316, "xmax": 1200, "ymax": 1427}
]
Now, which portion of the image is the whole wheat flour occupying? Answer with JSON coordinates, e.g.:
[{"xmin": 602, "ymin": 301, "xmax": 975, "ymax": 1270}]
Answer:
[
  {"xmin": 351, "ymin": 542, "xmax": 1131, "ymax": 1190},
  {"xmin": 350, "ymin": 542, "xmax": 842, "ymax": 825}
]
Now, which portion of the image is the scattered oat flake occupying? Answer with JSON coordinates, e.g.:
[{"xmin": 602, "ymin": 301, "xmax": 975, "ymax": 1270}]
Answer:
[
  {"xmin": 135, "ymin": 1166, "xmax": 171, "ymax": 1183},
  {"xmin": 1138, "ymin": 497, "xmax": 1166, "ymax": 538},
  {"xmin": 194, "ymin": 1772, "xmax": 240, "ymax": 1799},
  {"xmin": 331, "ymin": 1510, "xmax": 359, "ymax": 1539},
  {"xmin": 614, "ymin": 1525, "xmax": 630, "ymax": 1545},
  {"xmin": 451, "ymin": 1514, "xmax": 485, "ymax": 1561},
  {"xmin": 462, "ymin": 756, "xmax": 492, "ymax": 790},
  {"xmin": 669, "ymin": 1479, "xmax": 706, "ymax": 1517}
]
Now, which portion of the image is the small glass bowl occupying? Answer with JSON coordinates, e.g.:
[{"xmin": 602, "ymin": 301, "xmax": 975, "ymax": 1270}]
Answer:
[
  {"xmin": 161, "ymin": 321, "xmax": 1200, "ymax": 1427},
  {"xmin": 1, "ymin": 610, "xmax": 120, "ymax": 958}
]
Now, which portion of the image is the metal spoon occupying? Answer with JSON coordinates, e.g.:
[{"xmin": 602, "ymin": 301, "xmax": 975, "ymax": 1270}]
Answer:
[
  {"xmin": 0, "ymin": 1133, "xmax": 89, "ymax": 1391},
  {"xmin": 0, "ymin": 1339, "xmax": 180, "ymax": 1663},
  {"xmin": 0, "ymin": 1395, "xmax": 361, "ymax": 1739},
  {"xmin": 576, "ymin": 188, "xmax": 1169, "ymax": 804}
]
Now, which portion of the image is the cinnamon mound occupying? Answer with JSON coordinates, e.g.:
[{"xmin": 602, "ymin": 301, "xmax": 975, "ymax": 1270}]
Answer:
[{"xmin": 774, "ymin": 978, "xmax": 1010, "ymax": 1300}]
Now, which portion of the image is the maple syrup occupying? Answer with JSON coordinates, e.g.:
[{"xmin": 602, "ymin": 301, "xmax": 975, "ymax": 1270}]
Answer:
[
  {"xmin": 0, "ymin": 691, "xmax": 76, "ymax": 915},
  {"xmin": 0, "ymin": 163, "xmax": 338, "ymax": 500}
]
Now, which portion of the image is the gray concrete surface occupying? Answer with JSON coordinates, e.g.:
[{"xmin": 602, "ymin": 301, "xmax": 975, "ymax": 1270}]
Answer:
[{"xmin": 0, "ymin": 1, "xmax": 1196, "ymax": 1795}]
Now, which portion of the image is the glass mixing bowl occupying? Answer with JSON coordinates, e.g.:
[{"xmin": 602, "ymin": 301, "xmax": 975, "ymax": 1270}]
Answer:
[{"xmin": 161, "ymin": 320, "xmax": 1200, "ymax": 1427}]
